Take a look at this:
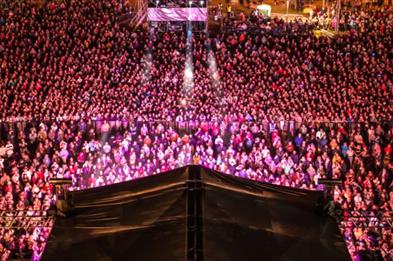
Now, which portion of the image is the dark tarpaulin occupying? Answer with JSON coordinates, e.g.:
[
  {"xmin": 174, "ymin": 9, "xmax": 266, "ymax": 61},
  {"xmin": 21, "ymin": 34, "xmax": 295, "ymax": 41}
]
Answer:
[
  {"xmin": 42, "ymin": 167, "xmax": 189, "ymax": 261},
  {"xmin": 201, "ymin": 168, "xmax": 350, "ymax": 261},
  {"xmin": 42, "ymin": 165, "xmax": 350, "ymax": 261}
]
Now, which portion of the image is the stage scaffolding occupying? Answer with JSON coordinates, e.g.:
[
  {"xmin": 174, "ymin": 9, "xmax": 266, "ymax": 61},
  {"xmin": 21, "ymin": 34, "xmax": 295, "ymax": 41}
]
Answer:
[{"xmin": 0, "ymin": 210, "xmax": 55, "ymax": 229}]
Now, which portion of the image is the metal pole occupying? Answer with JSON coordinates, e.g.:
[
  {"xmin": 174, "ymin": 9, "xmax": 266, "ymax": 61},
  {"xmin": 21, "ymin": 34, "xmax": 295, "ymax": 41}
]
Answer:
[
  {"xmin": 286, "ymin": 0, "xmax": 290, "ymax": 19},
  {"xmin": 335, "ymin": 0, "xmax": 341, "ymax": 33}
]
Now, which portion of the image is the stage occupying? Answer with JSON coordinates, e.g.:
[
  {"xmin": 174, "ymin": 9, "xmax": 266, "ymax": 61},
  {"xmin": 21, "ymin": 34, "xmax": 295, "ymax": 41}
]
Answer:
[{"xmin": 42, "ymin": 165, "xmax": 350, "ymax": 261}]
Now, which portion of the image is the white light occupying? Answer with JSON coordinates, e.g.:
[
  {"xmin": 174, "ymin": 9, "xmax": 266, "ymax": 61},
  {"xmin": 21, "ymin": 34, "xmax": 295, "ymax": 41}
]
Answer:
[
  {"xmin": 189, "ymin": 0, "xmax": 192, "ymax": 5},
  {"xmin": 185, "ymin": 67, "xmax": 193, "ymax": 79},
  {"xmin": 200, "ymin": 0, "xmax": 204, "ymax": 5},
  {"xmin": 156, "ymin": 0, "xmax": 159, "ymax": 4},
  {"xmin": 181, "ymin": 99, "xmax": 187, "ymax": 106}
]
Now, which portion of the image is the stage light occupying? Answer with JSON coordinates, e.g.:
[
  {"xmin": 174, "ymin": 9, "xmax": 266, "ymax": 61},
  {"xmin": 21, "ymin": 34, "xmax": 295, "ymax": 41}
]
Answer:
[
  {"xmin": 200, "ymin": 0, "xmax": 204, "ymax": 5},
  {"xmin": 207, "ymin": 51, "xmax": 221, "ymax": 99},
  {"xmin": 189, "ymin": 0, "xmax": 192, "ymax": 5},
  {"xmin": 156, "ymin": 0, "xmax": 159, "ymax": 4},
  {"xmin": 185, "ymin": 67, "xmax": 193, "ymax": 79}
]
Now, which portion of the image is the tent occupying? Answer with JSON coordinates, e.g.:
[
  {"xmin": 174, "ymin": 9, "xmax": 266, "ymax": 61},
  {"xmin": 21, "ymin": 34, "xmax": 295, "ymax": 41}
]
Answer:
[{"xmin": 42, "ymin": 165, "xmax": 350, "ymax": 261}]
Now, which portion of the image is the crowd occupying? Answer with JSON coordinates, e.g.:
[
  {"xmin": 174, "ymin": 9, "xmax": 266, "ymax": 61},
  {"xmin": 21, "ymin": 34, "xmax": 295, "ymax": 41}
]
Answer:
[
  {"xmin": 1, "ymin": 1, "xmax": 392, "ymax": 123},
  {"xmin": 0, "ymin": 0, "xmax": 392, "ymax": 260},
  {"xmin": 1, "ymin": 120, "xmax": 331, "ymax": 192},
  {"xmin": 0, "ymin": 119, "xmax": 392, "ymax": 260}
]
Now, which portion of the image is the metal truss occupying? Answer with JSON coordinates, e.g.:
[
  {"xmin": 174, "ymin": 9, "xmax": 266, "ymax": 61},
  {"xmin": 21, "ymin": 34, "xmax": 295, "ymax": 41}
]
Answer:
[
  {"xmin": 0, "ymin": 210, "xmax": 55, "ymax": 229},
  {"xmin": 338, "ymin": 213, "xmax": 393, "ymax": 229},
  {"xmin": 130, "ymin": 0, "xmax": 148, "ymax": 29}
]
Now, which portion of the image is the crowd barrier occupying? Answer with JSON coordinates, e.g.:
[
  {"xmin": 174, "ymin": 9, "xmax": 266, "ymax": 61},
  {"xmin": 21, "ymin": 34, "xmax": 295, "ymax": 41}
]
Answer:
[{"xmin": 1, "ymin": 118, "xmax": 392, "ymax": 140}]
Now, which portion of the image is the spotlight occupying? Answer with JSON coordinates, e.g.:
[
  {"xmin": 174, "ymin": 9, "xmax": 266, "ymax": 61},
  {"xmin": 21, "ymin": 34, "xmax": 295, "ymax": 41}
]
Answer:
[
  {"xmin": 200, "ymin": 0, "xmax": 204, "ymax": 5},
  {"xmin": 188, "ymin": 0, "xmax": 192, "ymax": 5},
  {"xmin": 185, "ymin": 67, "xmax": 193, "ymax": 79},
  {"xmin": 156, "ymin": 0, "xmax": 159, "ymax": 4}
]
